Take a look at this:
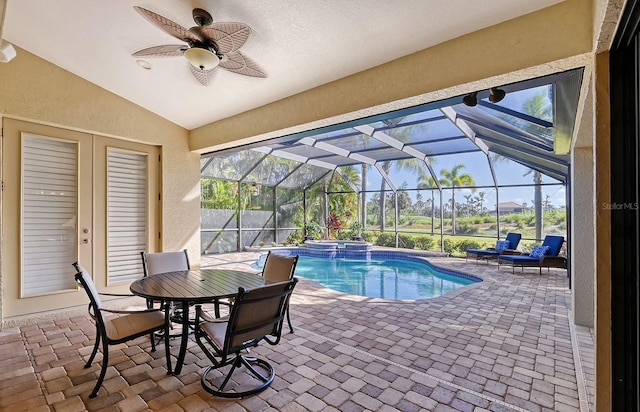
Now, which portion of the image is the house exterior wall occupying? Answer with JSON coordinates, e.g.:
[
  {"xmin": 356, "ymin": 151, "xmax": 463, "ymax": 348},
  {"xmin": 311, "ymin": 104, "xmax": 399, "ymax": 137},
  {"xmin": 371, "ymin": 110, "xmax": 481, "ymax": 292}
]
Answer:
[{"xmin": 0, "ymin": 48, "xmax": 201, "ymax": 323}]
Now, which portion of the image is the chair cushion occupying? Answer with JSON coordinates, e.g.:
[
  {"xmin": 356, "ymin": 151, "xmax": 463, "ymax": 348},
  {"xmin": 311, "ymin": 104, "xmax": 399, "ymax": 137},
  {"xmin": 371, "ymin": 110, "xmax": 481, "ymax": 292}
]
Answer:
[
  {"xmin": 529, "ymin": 245, "xmax": 550, "ymax": 258},
  {"xmin": 495, "ymin": 240, "xmax": 510, "ymax": 252},
  {"xmin": 468, "ymin": 249, "xmax": 499, "ymax": 256},
  {"xmin": 105, "ymin": 311, "xmax": 165, "ymax": 341},
  {"xmin": 542, "ymin": 235, "xmax": 565, "ymax": 257},
  {"xmin": 499, "ymin": 255, "xmax": 539, "ymax": 263},
  {"xmin": 505, "ymin": 233, "xmax": 522, "ymax": 249},
  {"xmin": 199, "ymin": 319, "xmax": 228, "ymax": 350}
]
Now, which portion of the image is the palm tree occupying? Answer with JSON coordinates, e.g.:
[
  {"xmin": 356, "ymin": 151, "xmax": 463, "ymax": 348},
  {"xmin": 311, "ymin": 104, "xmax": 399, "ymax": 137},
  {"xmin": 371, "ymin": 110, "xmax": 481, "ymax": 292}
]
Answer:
[
  {"xmin": 438, "ymin": 164, "xmax": 476, "ymax": 234},
  {"xmin": 417, "ymin": 172, "xmax": 437, "ymax": 235},
  {"xmin": 489, "ymin": 90, "xmax": 552, "ymax": 240},
  {"xmin": 376, "ymin": 124, "xmax": 429, "ymax": 232},
  {"xmin": 378, "ymin": 157, "xmax": 425, "ymax": 232},
  {"xmin": 521, "ymin": 90, "xmax": 552, "ymax": 240},
  {"xmin": 464, "ymin": 194, "xmax": 474, "ymax": 216},
  {"xmin": 476, "ymin": 191, "xmax": 487, "ymax": 215},
  {"xmin": 524, "ymin": 168, "xmax": 544, "ymax": 239}
]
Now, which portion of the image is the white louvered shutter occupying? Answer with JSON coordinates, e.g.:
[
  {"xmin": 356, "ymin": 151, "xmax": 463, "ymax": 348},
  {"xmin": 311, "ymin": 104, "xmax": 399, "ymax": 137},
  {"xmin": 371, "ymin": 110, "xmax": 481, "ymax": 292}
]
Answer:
[
  {"xmin": 22, "ymin": 135, "xmax": 78, "ymax": 296},
  {"xmin": 107, "ymin": 149, "xmax": 148, "ymax": 284}
]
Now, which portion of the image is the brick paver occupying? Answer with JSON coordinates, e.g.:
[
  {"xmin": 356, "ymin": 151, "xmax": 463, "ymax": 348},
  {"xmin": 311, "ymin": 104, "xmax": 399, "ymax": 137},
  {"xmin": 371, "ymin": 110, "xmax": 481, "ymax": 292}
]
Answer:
[{"xmin": 0, "ymin": 252, "xmax": 591, "ymax": 411}]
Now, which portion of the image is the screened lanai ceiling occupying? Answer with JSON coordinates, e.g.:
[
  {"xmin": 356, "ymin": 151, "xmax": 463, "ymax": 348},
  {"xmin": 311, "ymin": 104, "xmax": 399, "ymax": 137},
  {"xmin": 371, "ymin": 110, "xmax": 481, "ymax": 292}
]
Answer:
[{"xmin": 201, "ymin": 69, "xmax": 583, "ymax": 191}]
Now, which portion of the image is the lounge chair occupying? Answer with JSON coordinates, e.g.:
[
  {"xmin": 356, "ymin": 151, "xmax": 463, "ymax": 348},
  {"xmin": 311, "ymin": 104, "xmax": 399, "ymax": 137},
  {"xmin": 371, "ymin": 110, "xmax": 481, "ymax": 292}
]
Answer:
[
  {"xmin": 466, "ymin": 233, "xmax": 522, "ymax": 264},
  {"xmin": 497, "ymin": 235, "xmax": 566, "ymax": 274}
]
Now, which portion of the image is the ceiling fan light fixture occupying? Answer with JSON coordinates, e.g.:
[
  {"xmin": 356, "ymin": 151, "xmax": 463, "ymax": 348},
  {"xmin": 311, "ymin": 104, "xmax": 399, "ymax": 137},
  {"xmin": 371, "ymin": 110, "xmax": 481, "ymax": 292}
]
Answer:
[{"xmin": 184, "ymin": 47, "xmax": 219, "ymax": 71}]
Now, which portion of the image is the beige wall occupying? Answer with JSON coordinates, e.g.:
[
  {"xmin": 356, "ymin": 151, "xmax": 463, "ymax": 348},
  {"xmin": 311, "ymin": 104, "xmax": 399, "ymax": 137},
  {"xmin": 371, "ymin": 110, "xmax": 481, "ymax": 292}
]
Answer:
[
  {"xmin": 0, "ymin": 47, "xmax": 201, "ymax": 322},
  {"xmin": 190, "ymin": 0, "xmax": 593, "ymax": 153}
]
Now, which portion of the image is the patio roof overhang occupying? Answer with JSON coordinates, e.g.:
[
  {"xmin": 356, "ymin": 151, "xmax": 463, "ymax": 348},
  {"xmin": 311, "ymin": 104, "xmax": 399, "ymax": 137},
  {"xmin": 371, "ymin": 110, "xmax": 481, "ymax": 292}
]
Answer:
[{"xmin": 202, "ymin": 68, "xmax": 582, "ymax": 190}]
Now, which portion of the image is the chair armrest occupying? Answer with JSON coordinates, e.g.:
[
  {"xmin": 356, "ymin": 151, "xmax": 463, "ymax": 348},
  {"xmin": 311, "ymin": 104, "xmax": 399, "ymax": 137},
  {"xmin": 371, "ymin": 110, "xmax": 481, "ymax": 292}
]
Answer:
[
  {"xmin": 195, "ymin": 304, "xmax": 229, "ymax": 323},
  {"xmin": 99, "ymin": 292, "xmax": 135, "ymax": 298},
  {"xmin": 101, "ymin": 307, "xmax": 164, "ymax": 315}
]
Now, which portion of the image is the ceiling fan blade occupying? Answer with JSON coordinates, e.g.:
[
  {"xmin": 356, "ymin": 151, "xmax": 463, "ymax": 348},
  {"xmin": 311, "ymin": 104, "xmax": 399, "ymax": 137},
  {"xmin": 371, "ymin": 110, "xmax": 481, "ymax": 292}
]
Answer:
[
  {"xmin": 134, "ymin": 6, "xmax": 203, "ymax": 44},
  {"xmin": 199, "ymin": 22, "xmax": 251, "ymax": 54},
  {"xmin": 132, "ymin": 45, "xmax": 186, "ymax": 57},
  {"xmin": 188, "ymin": 63, "xmax": 217, "ymax": 86},
  {"xmin": 220, "ymin": 51, "xmax": 267, "ymax": 78}
]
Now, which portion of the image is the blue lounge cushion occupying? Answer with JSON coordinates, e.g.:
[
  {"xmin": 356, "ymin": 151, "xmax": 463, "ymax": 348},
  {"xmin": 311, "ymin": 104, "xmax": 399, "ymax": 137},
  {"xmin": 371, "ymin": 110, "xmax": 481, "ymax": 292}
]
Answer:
[
  {"xmin": 505, "ymin": 233, "xmax": 522, "ymax": 249},
  {"xmin": 530, "ymin": 245, "xmax": 550, "ymax": 258},
  {"xmin": 467, "ymin": 249, "xmax": 499, "ymax": 256},
  {"xmin": 495, "ymin": 240, "xmax": 510, "ymax": 252},
  {"xmin": 499, "ymin": 254, "xmax": 539, "ymax": 263},
  {"xmin": 541, "ymin": 235, "xmax": 564, "ymax": 256}
]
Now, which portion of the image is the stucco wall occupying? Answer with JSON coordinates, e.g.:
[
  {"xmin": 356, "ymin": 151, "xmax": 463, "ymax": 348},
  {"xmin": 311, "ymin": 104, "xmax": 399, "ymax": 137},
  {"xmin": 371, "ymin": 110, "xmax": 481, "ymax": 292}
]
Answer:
[
  {"xmin": 0, "ymin": 48, "xmax": 201, "ymax": 321},
  {"xmin": 189, "ymin": 0, "xmax": 593, "ymax": 153}
]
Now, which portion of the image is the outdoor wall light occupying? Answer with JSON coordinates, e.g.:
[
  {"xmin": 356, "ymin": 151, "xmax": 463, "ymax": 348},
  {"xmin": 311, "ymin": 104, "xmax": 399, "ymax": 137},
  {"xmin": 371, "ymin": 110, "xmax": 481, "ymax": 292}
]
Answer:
[
  {"xmin": 462, "ymin": 92, "xmax": 478, "ymax": 107},
  {"xmin": 489, "ymin": 87, "xmax": 506, "ymax": 103},
  {"xmin": 462, "ymin": 87, "xmax": 507, "ymax": 106}
]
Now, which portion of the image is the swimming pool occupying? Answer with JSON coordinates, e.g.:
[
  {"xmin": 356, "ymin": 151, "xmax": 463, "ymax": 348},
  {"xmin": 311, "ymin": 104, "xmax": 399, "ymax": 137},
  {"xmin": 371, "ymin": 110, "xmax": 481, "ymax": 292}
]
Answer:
[{"xmin": 256, "ymin": 253, "xmax": 479, "ymax": 300}]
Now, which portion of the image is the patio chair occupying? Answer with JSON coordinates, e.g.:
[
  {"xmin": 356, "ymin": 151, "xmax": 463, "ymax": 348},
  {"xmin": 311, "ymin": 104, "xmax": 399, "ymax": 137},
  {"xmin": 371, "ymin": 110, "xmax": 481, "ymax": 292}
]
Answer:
[
  {"xmin": 497, "ymin": 235, "xmax": 567, "ymax": 274},
  {"xmin": 261, "ymin": 251, "xmax": 299, "ymax": 333},
  {"xmin": 141, "ymin": 250, "xmax": 229, "ymax": 322},
  {"xmin": 140, "ymin": 250, "xmax": 190, "ymax": 309},
  {"xmin": 466, "ymin": 232, "xmax": 522, "ymax": 263},
  {"xmin": 194, "ymin": 278, "xmax": 298, "ymax": 398},
  {"xmin": 72, "ymin": 262, "xmax": 171, "ymax": 398}
]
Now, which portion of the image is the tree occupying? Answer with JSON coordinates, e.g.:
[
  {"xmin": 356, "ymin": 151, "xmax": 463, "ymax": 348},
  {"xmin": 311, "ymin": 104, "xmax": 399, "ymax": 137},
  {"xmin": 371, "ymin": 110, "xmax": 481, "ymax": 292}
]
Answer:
[
  {"xmin": 417, "ymin": 172, "xmax": 437, "ymax": 235},
  {"xmin": 490, "ymin": 90, "xmax": 552, "ymax": 240},
  {"xmin": 476, "ymin": 191, "xmax": 487, "ymax": 214},
  {"xmin": 464, "ymin": 194, "xmax": 474, "ymax": 216},
  {"xmin": 376, "ymin": 125, "xmax": 429, "ymax": 231},
  {"xmin": 438, "ymin": 164, "xmax": 476, "ymax": 234},
  {"xmin": 521, "ymin": 90, "xmax": 552, "ymax": 240}
]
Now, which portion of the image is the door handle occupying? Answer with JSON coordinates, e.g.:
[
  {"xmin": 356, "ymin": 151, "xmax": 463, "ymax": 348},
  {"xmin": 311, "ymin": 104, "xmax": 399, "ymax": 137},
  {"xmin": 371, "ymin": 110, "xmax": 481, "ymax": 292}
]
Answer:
[{"xmin": 82, "ymin": 239, "xmax": 92, "ymax": 244}]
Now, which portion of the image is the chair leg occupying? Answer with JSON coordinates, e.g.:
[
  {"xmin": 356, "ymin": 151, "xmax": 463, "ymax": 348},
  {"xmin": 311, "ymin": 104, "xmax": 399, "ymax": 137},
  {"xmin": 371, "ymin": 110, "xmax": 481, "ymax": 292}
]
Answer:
[
  {"xmin": 164, "ymin": 307, "xmax": 172, "ymax": 375},
  {"xmin": 85, "ymin": 327, "xmax": 101, "ymax": 368},
  {"xmin": 89, "ymin": 337, "xmax": 108, "ymax": 398},
  {"xmin": 201, "ymin": 355, "xmax": 275, "ymax": 398},
  {"xmin": 286, "ymin": 306, "xmax": 294, "ymax": 334},
  {"xmin": 150, "ymin": 327, "xmax": 157, "ymax": 352}
]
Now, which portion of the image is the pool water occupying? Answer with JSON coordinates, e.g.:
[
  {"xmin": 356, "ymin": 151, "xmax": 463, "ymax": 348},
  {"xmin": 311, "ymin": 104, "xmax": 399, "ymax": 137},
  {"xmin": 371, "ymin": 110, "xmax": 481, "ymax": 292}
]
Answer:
[{"xmin": 258, "ymin": 255, "xmax": 475, "ymax": 300}]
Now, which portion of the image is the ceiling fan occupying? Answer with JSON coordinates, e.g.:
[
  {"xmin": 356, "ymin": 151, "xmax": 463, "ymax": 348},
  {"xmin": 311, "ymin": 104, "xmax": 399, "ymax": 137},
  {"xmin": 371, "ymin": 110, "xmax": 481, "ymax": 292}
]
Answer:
[{"xmin": 132, "ymin": 6, "xmax": 266, "ymax": 85}]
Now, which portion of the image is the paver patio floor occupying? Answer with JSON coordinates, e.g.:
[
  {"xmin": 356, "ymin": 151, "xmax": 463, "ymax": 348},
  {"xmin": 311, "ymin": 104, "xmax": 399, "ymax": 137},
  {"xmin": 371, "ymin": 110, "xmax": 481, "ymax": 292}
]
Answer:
[{"xmin": 0, "ymin": 252, "xmax": 593, "ymax": 411}]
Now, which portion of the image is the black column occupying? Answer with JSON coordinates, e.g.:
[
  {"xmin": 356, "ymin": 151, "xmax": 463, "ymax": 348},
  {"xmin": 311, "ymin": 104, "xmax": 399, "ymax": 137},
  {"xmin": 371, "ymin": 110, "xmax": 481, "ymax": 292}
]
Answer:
[{"xmin": 610, "ymin": 1, "xmax": 640, "ymax": 410}]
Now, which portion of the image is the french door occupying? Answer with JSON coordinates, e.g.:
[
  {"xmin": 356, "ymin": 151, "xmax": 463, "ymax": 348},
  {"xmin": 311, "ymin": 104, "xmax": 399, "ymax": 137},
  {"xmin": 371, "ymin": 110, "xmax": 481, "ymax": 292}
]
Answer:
[{"xmin": 1, "ymin": 119, "xmax": 159, "ymax": 318}]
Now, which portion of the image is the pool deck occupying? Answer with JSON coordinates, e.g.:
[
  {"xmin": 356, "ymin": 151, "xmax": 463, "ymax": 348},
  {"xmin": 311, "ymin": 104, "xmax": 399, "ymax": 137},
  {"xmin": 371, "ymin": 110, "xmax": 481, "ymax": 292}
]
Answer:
[{"xmin": 0, "ymin": 252, "xmax": 594, "ymax": 411}]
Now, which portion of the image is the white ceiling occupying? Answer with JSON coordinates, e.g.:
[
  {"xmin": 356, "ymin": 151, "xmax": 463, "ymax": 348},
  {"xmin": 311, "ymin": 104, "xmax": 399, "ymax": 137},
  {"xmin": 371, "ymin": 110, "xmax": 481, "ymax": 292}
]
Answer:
[{"xmin": 3, "ymin": 0, "xmax": 562, "ymax": 130}]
